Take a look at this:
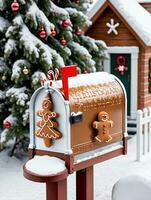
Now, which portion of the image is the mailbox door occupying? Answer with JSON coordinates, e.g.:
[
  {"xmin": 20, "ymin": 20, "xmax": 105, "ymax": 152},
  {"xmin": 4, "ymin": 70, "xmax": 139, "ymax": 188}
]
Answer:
[{"xmin": 110, "ymin": 53, "xmax": 131, "ymax": 116}]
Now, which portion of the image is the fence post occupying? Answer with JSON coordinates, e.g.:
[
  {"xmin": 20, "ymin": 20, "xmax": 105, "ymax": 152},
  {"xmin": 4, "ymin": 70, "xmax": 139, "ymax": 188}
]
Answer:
[
  {"xmin": 143, "ymin": 108, "xmax": 148, "ymax": 155},
  {"xmin": 136, "ymin": 110, "xmax": 143, "ymax": 161},
  {"xmin": 148, "ymin": 107, "xmax": 151, "ymax": 153}
]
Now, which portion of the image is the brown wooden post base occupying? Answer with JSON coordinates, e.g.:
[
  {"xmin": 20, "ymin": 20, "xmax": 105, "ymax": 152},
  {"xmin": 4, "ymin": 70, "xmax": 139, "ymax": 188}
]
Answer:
[
  {"xmin": 23, "ymin": 165, "xmax": 68, "ymax": 200},
  {"xmin": 76, "ymin": 166, "xmax": 94, "ymax": 200},
  {"xmin": 46, "ymin": 179, "xmax": 67, "ymax": 200}
]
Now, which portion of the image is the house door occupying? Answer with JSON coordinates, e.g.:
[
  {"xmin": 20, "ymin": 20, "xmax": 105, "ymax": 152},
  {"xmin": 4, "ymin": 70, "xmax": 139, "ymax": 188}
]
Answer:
[{"xmin": 110, "ymin": 54, "xmax": 131, "ymax": 116}]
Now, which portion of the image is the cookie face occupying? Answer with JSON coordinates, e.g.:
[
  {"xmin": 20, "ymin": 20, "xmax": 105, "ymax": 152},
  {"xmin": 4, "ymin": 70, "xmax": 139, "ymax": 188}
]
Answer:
[
  {"xmin": 98, "ymin": 111, "xmax": 109, "ymax": 122},
  {"xmin": 42, "ymin": 99, "xmax": 52, "ymax": 110}
]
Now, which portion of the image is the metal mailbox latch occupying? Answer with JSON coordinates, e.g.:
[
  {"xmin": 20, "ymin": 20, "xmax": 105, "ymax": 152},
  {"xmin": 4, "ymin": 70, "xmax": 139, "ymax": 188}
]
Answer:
[{"xmin": 70, "ymin": 112, "xmax": 83, "ymax": 124}]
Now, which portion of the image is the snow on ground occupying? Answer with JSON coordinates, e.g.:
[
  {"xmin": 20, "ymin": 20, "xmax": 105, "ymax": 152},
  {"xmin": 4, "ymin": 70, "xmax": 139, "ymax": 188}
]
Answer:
[{"xmin": 1, "ymin": 136, "xmax": 151, "ymax": 200}]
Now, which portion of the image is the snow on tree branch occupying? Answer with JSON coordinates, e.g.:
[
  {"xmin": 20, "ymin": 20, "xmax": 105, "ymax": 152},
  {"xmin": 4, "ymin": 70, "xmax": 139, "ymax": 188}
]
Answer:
[
  {"xmin": 66, "ymin": 7, "xmax": 91, "ymax": 28},
  {"xmin": 43, "ymin": 0, "xmax": 69, "ymax": 20},
  {"xmin": 69, "ymin": 41, "xmax": 92, "ymax": 61},
  {"xmin": 9, "ymin": 16, "xmax": 64, "ymax": 67},
  {"xmin": 32, "ymin": 71, "xmax": 47, "ymax": 86},
  {"xmin": 11, "ymin": 59, "xmax": 31, "ymax": 82},
  {"xmin": 79, "ymin": 35, "xmax": 99, "ymax": 52},
  {"xmin": 0, "ymin": 129, "xmax": 8, "ymax": 143},
  {"xmin": 95, "ymin": 40, "xmax": 107, "ymax": 50},
  {"xmin": 0, "ymin": 16, "xmax": 10, "ymax": 33},
  {"xmin": 25, "ymin": 1, "xmax": 55, "ymax": 35},
  {"xmin": 4, "ymin": 39, "xmax": 18, "ymax": 59},
  {"xmin": 68, "ymin": 41, "xmax": 95, "ymax": 70},
  {"xmin": 6, "ymin": 87, "xmax": 29, "ymax": 107},
  {"xmin": 23, "ymin": 101, "xmax": 30, "ymax": 126},
  {"xmin": 20, "ymin": 24, "xmax": 40, "ymax": 61},
  {"xmin": 0, "ymin": 0, "xmax": 7, "ymax": 11}
]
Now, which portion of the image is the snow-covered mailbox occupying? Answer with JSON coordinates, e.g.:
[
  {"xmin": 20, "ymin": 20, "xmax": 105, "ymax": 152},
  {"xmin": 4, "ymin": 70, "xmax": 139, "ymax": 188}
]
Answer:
[{"xmin": 24, "ymin": 66, "xmax": 127, "ymax": 200}]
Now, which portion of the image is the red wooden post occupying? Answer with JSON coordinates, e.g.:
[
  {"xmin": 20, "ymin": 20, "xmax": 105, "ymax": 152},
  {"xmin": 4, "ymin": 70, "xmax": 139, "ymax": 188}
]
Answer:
[
  {"xmin": 61, "ymin": 66, "xmax": 77, "ymax": 100},
  {"xmin": 46, "ymin": 179, "xmax": 67, "ymax": 200},
  {"xmin": 76, "ymin": 166, "xmax": 94, "ymax": 200}
]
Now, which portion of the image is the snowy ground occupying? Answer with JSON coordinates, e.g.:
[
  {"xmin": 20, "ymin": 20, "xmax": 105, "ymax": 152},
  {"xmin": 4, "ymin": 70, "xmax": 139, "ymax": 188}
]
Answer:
[{"xmin": 1, "ymin": 136, "xmax": 151, "ymax": 200}]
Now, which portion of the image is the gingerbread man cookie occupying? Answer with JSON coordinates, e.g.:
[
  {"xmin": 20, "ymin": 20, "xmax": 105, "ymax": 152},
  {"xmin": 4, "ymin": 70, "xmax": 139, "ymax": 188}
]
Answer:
[
  {"xmin": 35, "ymin": 93, "xmax": 62, "ymax": 147},
  {"xmin": 93, "ymin": 111, "xmax": 113, "ymax": 143}
]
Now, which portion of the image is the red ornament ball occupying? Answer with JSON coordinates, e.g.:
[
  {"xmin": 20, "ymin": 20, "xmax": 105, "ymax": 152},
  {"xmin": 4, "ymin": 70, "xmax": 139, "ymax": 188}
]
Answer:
[
  {"xmin": 4, "ymin": 121, "xmax": 11, "ymax": 129},
  {"xmin": 75, "ymin": 27, "xmax": 82, "ymax": 36},
  {"xmin": 11, "ymin": 1, "xmax": 20, "ymax": 12},
  {"xmin": 39, "ymin": 28, "xmax": 47, "ymax": 39},
  {"xmin": 51, "ymin": 30, "xmax": 57, "ymax": 37},
  {"xmin": 62, "ymin": 19, "xmax": 70, "ymax": 28},
  {"xmin": 60, "ymin": 38, "xmax": 67, "ymax": 46}
]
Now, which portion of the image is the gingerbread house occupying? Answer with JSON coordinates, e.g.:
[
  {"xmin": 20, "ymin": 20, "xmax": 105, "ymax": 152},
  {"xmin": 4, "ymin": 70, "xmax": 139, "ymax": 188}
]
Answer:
[
  {"xmin": 29, "ymin": 70, "xmax": 127, "ymax": 173},
  {"xmin": 87, "ymin": 0, "xmax": 151, "ymax": 129}
]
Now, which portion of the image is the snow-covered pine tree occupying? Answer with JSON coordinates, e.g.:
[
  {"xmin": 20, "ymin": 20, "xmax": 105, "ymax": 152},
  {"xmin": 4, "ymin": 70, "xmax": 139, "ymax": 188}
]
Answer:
[{"xmin": 0, "ymin": 0, "xmax": 107, "ymax": 153}]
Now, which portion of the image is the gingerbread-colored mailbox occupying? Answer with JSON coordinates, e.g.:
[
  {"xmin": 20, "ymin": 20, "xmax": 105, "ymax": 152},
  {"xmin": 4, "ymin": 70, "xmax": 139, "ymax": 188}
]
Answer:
[{"xmin": 28, "ymin": 66, "xmax": 127, "ymax": 174}]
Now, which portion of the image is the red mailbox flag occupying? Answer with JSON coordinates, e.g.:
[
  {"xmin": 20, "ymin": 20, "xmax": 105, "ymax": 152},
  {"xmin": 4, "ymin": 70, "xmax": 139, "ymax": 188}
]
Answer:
[{"xmin": 61, "ymin": 66, "xmax": 77, "ymax": 100}]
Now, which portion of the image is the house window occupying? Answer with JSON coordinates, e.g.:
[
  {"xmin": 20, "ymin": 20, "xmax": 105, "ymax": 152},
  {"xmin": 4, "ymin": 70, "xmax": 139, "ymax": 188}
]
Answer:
[{"xmin": 149, "ymin": 58, "xmax": 151, "ymax": 93}]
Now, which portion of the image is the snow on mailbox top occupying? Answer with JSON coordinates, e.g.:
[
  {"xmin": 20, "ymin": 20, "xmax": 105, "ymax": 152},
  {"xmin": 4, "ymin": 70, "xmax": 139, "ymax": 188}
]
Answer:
[{"xmin": 67, "ymin": 72, "xmax": 115, "ymax": 87}]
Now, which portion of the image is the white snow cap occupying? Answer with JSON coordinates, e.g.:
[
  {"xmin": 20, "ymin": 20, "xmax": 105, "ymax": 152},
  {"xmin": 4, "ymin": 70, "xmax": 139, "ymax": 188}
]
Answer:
[
  {"xmin": 88, "ymin": 0, "xmax": 151, "ymax": 46},
  {"xmin": 57, "ymin": 72, "xmax": 115, "ymax": 89},
  {"xmin": 67, "ymin": 72, "xmax": 115, "ymax": 88},
  {"xmin": 25, "ymin": 156, "xmax": 66, "ymax": 176},
  {"xmin": 112, "ymin": 175, "xmax": 151, "ymax": 200}
]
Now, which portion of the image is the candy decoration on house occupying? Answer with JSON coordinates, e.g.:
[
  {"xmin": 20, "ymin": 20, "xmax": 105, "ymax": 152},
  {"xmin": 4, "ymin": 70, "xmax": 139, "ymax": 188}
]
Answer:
[
  {"xmin": 11, "ymin": 0, "xmax": 20, "ymax": 12},
  {"xmin": 106, "ymin": 18, "xmax": 120, "ymax": 35},
  {"xmin": 93, "ymin": 111, "xmax": 113, "ymax": 143},
  {"xmin": 114, "ymin": 55, "xmax": 128, "ymax": 75},
  {"xmin": 39, "ymin": 27, "xmax": 47, "ymax": 39},
  {"xmin": 62, "ymin": 19, "xmax": 70, "ymax": 28},
  {"xmin": 35, "ymin": 93, "xmax": 62, "ymax": 147},
  {"xmin": 4, "ymin": 121, "xmax": 11, "ymax": 129}
]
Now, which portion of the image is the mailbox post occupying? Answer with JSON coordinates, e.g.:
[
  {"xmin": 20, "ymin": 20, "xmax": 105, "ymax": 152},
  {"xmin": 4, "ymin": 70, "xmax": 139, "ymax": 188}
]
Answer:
[{"xmin": 23, "ymin": 66, "xmax": 127, "ymax": 200}]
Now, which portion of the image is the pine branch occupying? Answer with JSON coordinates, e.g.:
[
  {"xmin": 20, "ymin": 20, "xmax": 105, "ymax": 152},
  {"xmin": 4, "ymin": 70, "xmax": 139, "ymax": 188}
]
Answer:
[
  {"xmin": 0, "ymin": 58, "xmax": 7, "ymax": 73},
  {"xmin": 6, "ymin": 87, "xmax": 29, "ymax": 107},
  {"xmin": 66, "ymin": 7, "xmax": 91, "ymax": 28},
  {"xmin": 42, "ymin": 0, "xmax": 69, "ymax": 20},
  {"xmin": 4, "ymin": 39, "xmax": 18, "ymax": 59},
  {"xmin": 25, "ymin": 0, "xmax": 55, "ymax": 35},
  {"xmin": 68, "ymin": 41, "xmax": 95, "ymax": 70},
  {"xmin": 32, "ymin": 71, "xmax": 47, "ymax": 89},
  {"xmin": 11, "ymin": 59, "xmax": 31, "ymax": 82},
  {"xmin": 0, "ymin": 16, "xmax": 10, "ymax": 33},
  {"xmin": 7, "ymin": 16, "xmax": 64, "ymax": 68}
]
